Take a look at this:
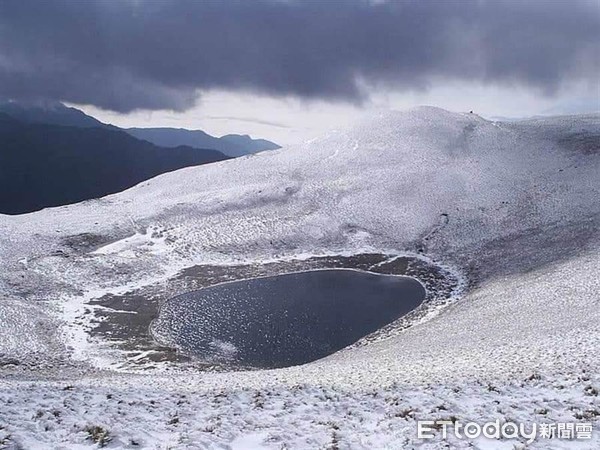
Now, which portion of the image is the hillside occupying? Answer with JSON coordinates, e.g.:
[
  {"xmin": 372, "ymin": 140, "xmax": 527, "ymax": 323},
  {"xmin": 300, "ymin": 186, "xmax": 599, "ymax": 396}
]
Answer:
[
  {"xmin": 0, "ymin": 114, "xmax": 229, "ymax": 214},
  {"xmin": 0, "ymin": 108, "xmax": 598, "ymax": 448},
  {"xmin": 0, "ymin": 100, "xmax": 111, "ymax": 129}
]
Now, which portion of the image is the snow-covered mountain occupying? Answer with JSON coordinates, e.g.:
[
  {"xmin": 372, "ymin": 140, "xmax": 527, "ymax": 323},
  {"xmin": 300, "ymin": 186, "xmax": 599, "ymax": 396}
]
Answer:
[{"xmin": 0, "ymin": 107, "xmax": 598, "ymax": 448}]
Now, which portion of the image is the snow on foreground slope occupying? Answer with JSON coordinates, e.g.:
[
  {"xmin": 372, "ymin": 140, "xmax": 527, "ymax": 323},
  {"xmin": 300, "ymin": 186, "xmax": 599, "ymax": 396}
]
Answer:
[{"xmin": 0, "ymin": 107, "xmax": 599, "ymax": 448}]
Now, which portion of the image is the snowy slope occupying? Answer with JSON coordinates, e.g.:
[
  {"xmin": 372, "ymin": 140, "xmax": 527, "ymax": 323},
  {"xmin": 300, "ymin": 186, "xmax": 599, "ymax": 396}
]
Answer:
[{"xmin": 0, "ymin": 107, "xmax": 599, "ymax": 449}]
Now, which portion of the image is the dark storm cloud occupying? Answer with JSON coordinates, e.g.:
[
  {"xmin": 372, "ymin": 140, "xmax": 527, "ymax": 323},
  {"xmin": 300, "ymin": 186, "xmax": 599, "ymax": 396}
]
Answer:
[{"xmin": 0, "ymin": 0, "xmax": 597, "ymax": 112}]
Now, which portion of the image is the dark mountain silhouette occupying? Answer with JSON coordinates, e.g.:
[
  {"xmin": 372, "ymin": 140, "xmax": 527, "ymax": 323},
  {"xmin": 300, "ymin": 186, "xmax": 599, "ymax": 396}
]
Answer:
[
  {"xmin": 0, "ymin": 100, "xmax": 113, "ymax": 129},
  {"xmin": 0, "ymin": 101, "xmax": 281, "ymax": 157},
  {"xmin": 220, "ymin": 134, "xmax": 281, "ymax": 156},
  {"xmin": 0, "ymin": 113, "xmax": 229, "ymax": 215},
  {"xmin": 126, "ymin": 128, "xmax": 281, "ymax": 157}
]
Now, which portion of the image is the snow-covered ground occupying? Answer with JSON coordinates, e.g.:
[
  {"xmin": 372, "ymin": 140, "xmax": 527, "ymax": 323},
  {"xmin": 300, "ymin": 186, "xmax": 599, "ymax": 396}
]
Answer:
[{"xmin": 0, "ymin": 107, "xmax": 598, "ymax": 449}]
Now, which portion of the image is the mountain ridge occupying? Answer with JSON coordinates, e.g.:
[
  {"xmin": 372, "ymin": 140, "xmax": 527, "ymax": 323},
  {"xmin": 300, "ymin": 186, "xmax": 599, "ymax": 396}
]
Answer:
[
  {"xmin": 0, "ymin": 101, "xmax": 280, "ymax": 157},
  {"xmin": 126, "ymin": 127, "xmax": 281, "ymax": 157},
  {"xmin": 0, "ymin": 115, "xmax": 230, "ymax": 214}
]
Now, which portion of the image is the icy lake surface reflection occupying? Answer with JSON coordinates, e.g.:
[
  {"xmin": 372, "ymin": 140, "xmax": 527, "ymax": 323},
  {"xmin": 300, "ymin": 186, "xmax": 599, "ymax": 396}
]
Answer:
[{"xmin": 151, "ymin": 269, "xmax": 426, "ymax": 369}]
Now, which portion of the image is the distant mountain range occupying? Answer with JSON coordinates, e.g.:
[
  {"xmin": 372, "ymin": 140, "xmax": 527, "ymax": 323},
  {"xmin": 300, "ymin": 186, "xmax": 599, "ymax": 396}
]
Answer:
[
  {"xmin": 0, "ymin": 101, "xmax": 280, "ymax": 157},
  {"xmin": 0, "ymin": 101, "xmax": 281, "ymax": 214},
  {"xmin": 0, "ymin": 112, "xmax": 229, "ymax": 214},
  {"xmin": 126, "ymin": 128, "xmax": 280, "ymax": 158}
]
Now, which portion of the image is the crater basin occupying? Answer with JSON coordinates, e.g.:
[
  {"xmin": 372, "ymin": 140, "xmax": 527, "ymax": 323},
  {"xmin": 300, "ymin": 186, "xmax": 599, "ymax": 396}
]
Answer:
[{"xmin": 151, "ymin": 269, "xmax": 425, "ymax": 369}]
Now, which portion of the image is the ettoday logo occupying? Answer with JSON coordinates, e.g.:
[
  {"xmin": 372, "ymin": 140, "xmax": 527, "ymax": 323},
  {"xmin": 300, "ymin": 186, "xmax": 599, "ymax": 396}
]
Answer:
[{"xmin": 417, "ymin": 419, "xmax": 592, "ymax": 444}]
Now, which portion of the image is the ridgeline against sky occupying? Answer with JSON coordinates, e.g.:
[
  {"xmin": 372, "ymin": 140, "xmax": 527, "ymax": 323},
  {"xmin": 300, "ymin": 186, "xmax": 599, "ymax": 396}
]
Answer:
[{"xmin": 0, "ymin": 0, "xmax": 598, "ymax": 113}]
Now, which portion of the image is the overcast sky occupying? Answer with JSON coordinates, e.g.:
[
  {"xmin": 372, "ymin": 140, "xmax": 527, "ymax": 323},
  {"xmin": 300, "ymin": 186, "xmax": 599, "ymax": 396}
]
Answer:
[{"xmin": 1, "ymin": 0, "xmax": 598, "ymax": 145}]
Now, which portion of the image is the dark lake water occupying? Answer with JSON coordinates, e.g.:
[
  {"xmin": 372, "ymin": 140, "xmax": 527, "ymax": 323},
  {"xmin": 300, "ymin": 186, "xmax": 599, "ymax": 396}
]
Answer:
[{"xmin": 151, "ymin": 269, "xmax": 425, "ymax": 369}]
